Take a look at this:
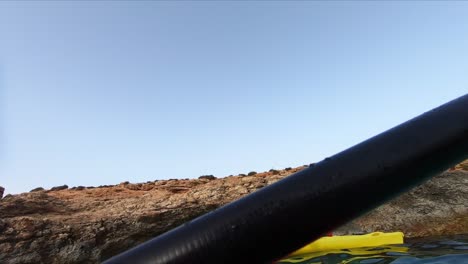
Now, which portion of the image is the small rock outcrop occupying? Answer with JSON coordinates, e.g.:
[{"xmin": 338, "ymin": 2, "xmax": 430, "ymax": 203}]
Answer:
[
  {"xmin": 49, "ymin": 185, "xmax": 68, "ymax": 191},
  {"xmin": 0, "ymin": 161, "xmax": 467, "ymax": 263},
  {"xmin": 30, "ymin": 187, "xmax": 44, "ymax": 192},
  {"xmin": 198, "ymin": 175, "xmax": 216, "ymax": 180},
  {"xmin": 0, "ymin": 186, "xmax": 4, "ymax": 199}
]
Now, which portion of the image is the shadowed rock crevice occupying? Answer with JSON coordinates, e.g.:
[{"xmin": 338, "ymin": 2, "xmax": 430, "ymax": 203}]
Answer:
[{"xmin": 0, "ymin": 192, "xmax": 72, "ymax": 218}]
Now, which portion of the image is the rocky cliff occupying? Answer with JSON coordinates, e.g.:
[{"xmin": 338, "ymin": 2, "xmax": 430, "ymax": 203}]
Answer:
[{"xmin": 0, "ymin": 161, "xmax": 467, "ymax": 263}]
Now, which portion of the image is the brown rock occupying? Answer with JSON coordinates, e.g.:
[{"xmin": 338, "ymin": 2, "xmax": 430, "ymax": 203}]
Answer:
[
  {"xmin": 30, "ymin": 187, "xmax": 45, "ymax": 192},
  {"xmin": 0, "ymin": 160, "xmax": 466, "ymax": 263},
  {"xmin": 2, "ymin": 194, "xmax": 13, "ymax": 200},
  {"xmin": 454, "ymin": 160, "xmax": 468, "ymax": 171},
  {"xmin": 269, "ymin": 169, "xmax": 280, "ymax": 175},
  {"xmin": 0, "ymin": 186, "xmax": 4, "ymax": 199}
]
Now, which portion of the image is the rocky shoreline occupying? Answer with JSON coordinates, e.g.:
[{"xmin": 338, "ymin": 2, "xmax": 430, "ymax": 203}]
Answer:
[{"xmin": 0, "ymin": 161, "xmax": 467, "ymax": 263}]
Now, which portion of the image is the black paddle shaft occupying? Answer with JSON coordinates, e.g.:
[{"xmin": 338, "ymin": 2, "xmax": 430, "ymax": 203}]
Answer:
[{"xmin": 104, "ymin": 94, "xmax": 468, "ymax": 264}]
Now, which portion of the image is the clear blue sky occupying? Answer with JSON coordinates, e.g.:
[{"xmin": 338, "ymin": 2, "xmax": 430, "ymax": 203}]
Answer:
[{"xmin": 1, "ymin": 2, "xmax": 467, "ymax": 195}]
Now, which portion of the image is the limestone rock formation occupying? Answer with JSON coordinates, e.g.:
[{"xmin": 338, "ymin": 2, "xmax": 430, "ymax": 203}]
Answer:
[{"xmin": 0, "ymin": 162, "xmax": 467, "ymax": 263}]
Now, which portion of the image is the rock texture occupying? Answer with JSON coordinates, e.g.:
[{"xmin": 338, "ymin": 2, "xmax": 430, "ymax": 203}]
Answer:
[
  {"xmin": 0, "ymin": 161, "xmax": 467, "ymax": 264},
  {"xmin": 337, "ymin": 169, "xmax": 468, "ymax": 238}
]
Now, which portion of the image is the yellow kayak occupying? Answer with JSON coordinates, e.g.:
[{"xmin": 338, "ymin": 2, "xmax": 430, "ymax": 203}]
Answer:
[
  {"xmin": 289, "ymin": 232, "xmax": 404, "ymax": 257},
  {"xmin": 281, "ymin": 245, "xmax": 408, "ymax": 263}
]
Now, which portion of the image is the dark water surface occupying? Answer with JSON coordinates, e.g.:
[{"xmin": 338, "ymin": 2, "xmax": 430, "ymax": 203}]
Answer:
[{"xmin": 278, "ymin": 235, "xmax": 468, "ymax": 264}]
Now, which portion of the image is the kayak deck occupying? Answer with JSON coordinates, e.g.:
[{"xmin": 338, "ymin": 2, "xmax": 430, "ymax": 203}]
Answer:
[{"xmin": 289, "ymin": 232, "xmax": 404, "ymax": 257}]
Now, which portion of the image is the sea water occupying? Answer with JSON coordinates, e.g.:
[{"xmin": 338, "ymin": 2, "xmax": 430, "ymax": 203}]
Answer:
[{"xmin": 278, "ymin": 235, "xmax": 468, "ymax": 264}]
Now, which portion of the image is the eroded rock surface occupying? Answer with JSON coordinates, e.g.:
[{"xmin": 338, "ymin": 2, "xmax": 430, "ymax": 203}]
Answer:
[
  {"xmin": 0, "ymin": 161, "xmax": 467, "ymax": 263},
  {"xmin": 337, "ymin": 169, "xmax": 468, "ymax": 238}
]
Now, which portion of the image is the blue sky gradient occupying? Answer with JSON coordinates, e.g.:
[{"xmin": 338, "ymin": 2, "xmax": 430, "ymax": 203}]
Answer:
[{"xmin": 1, "ymin": 2, "xmax": 467, "ymax": 194}]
